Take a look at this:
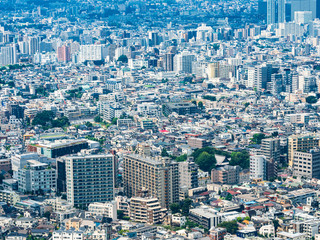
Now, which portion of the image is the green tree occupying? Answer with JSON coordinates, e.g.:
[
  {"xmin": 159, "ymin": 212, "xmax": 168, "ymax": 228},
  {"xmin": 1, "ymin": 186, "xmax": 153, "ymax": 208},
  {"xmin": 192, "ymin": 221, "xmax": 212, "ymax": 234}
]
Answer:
[
  {"xmin": 217, "ymin": 220, "xmax": 238, "ymax": 234},
  {"xmin": 42, "ymin": 211, "xmax": 51, "ymax": 220},
  {"xmin": 251, "ymin": 133, "xmax": 265, "ymax": 144},
  {"xmin": 181, "ymin": 198, "xmax": 192, "ymax": 216},
  {"xmin": 32, "ymin": 110, "xmax": 55, "ymax": 127},
  {"xmin": 170, "ymin": 203, "xmax": 180, "ymax": 214},
  {"xmin": 161, "ymin": 148, "xmax": 170, "ymax": 157},
  {"xmin": 111, "ymin": 118, "xmax": 118, "ymax": 125},
  {"xmin": 117, "ymin": 55, "xmax": 128, "ymax": 63},
  {"xmin": 94, "ymin": 115, "xmax": 103, "ymax": 123},
  {"xmin": 85, "ymin": 122, "xmax": 93, "ymax": 128},
  {"xmin": 198, "ymin": 101, "xmax": 204, "ymax": 109},
  {"xmin": 175, "ymin": 154, "xmax": 187, "ymax": 162},
  {"xmin": 195, "ymin": 152, "xmax": 216, "ymax": 171},
  {"xmin": 306, "ymin": 96, "xmax": 318, "ymax": 104},
  {"xmin": 52, "ymin": 116, "xmax": 70, "ymax": 128},
  {"xmin": 225, "ymin": 193, "xmax": 233, "ymax": 201},
  {"xmin": 229, "ymin": 151, "xmax": 250, "ymax": 169},
  {"xmin": 117, "ymin": 210, "xmax": 124, "ymax": 219}
]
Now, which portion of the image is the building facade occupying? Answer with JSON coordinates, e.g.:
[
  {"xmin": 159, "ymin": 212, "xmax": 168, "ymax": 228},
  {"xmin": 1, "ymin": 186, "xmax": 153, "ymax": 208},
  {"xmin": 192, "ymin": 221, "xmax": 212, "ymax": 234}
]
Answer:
[{"xmin": 65, "ymin": 154, "xmax": 114, "ymax": 207}]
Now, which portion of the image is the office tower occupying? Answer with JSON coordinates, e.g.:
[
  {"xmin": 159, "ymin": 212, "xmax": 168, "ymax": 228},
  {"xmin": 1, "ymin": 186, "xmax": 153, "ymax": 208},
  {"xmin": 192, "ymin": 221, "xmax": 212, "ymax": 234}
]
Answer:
[
  {"xmin": 174, "ymin": 51, "xmax": 195, "ymax": 74},
  {"xmin": 267, "ymin": 0, "xmax": 285, "ymax": 24},
  {"xmin": 28, "ymin": 36, "xmax": 40, "ymax": 55},
  {"xmin": 290, "ymin": 0, "xmax": 318, "ymax": 20},
  {"xmin": 179, "ymin": 157, "xmax": 199, "ymax": 189},
  {"xmin": 259, "ymin": 138, "xmax": 281, "ymax": 163},
  {"xmin": 64, "ymin": 154, "xmax": 114, "ymax": 207},
  {"xmin": 0, "ymin": 44, "xmax": 17, "ymax": 66},
  {"xmin": 208, "ymin": 62, "xmax": 220, "ymax": 79},
  {"xmin": 18, "ymin": 160, "xmax": 56, "ymax": 194},
  {"xmin": 211, "ymin": 165, "xmax": 241, "ymax": 184},
  {"xmin": 271, "ymin": 74, "xmax": 284, "ymax": 96},
  {"xmin": 278, "ymin": 0, "xmax": 286, "ymax": 23},
  {"xmin": 164, "ymin": 52, "xmax": 174, "ymax": 71},
  {"xmin": 123, "ymin": 154, "xmax": 179, "ymax": 208},
  {"xmin": 288, "ymin": 135, "xmax": 320, "ymax": 167},
  {"xmin": 130, "ymin": 194, "xmax": 167, "ymax": 225},
  {"xmin": 57, "ymin": 45, "xmax": 71, "ymax": 62},
  {"xmin": 294, "ymin": 11, "xmax": 313, "ymax": 23},
  {"xmin": 267, "ymin": 0, "xmax": 278, "ymax": 24},
  {"xmin": 293, "ymin": 149, "xmax": 320, "ymax": 179},
  {"xmin": 11, "ymin": 153, "xmax": 40, "ymax": 178},
  {"xmin": 79, "ymin": 44, "xmax": 106, "ymax": 62},
  {"xmin": 250, "ymin": 155, "xmax": 277, "ymax": 181},
  {"xmin": 258, "ymin": 0, "xmax": 268, "ymax": 22},
  {"xmin": 255, "ymin": 65, "xmax": 268, "ymax": 91},
  {"xmin": 8, "ymin": 104, "xmax": 24, "ymax": 119},
  {"xmin": 56, "ymin": 158, "xmax": 66, "ymax": 194},
  {"xmin": 148, "ymin": 31, "xmax": 160, "ymax": 46}
]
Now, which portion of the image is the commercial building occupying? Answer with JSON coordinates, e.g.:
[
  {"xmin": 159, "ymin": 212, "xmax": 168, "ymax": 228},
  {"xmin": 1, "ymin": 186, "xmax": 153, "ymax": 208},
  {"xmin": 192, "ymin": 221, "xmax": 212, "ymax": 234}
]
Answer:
[
  {"xmin": 123, "ymin": 154, "xmax": 179, "ymax": 208},
  {"xmin": 211, "ymin": 165, "xmax": 241, "ymax": 185},
  {"xmin": 288, "ymin": 134, "xmax": 319, "ymax": 167},
  {"xmin": 189, "ymin": 207, "xmax": 222, "ymax": 229},
  {"xmin": 18, "ymin": 160, "xmax": 56, "ymax": 194},
  {"xmin": 36, "ymin": 140, "xmax": 89, "ymax": 158},
  {"xmin": 187, "ymin": 137, "xmax": 210, "ymax": 148},
  {"xmin": 293, "ymin": 149, "xmax": 320, "ymax": 179},
  {"xmin": 259, "ymin": 138, "xmax": 280, "ymax": 163},
  {"xmin": 86, "ymin": 201, "xmax": 117, "ymax": 220},
  {"xmin": 250, "ymin": 155, "xmax": 277, "ymax": 181},
  {"xmin": 178, "ymin": 157, "xmax": 199, "ymax": 189},
  {"xmin": 65, "ymin": 154, "xmax": 114, "ymax": 207},
  {"xmin": 0, "ymin": 190, "xmax": 20, "ymax": 205},
  {"xmin": 163, "ymin": 102, "xmax": 198, "ymax": 116},
  {"xmin": 130, "ymin": 196, "xmax": 167, "ymax": 225}
]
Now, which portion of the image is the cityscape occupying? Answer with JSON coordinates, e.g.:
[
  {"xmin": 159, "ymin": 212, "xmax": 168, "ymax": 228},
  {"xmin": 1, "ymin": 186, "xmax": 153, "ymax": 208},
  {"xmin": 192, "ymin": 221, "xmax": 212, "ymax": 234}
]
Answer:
[{"xmin": 0, "ymin": 0, "xmax": 320, "ymax": 239}]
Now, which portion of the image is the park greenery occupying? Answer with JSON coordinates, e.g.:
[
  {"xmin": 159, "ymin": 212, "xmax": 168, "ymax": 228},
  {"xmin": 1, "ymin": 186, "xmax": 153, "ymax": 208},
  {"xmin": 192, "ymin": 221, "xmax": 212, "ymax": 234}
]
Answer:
[
  {"xmin": 163, "ymin": 146, "xmax": 250, "ymax": 171},
  {"xmin": 32, "ymin": 110, "xmax": 70, "ymax": 129}
]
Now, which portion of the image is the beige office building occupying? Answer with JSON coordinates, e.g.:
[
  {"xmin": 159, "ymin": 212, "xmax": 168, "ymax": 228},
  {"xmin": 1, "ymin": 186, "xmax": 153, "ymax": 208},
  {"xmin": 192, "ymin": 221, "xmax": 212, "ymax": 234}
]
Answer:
[
  {"xmin": 130, "ymin": 196, "xmax": 167, "ymax": 225},
  {"xmin": 123, "ymin": 154, "xmax": 179, "ymax": 208},
  {"xmin": 288, "ymin": 134, "xmax": 320, "ymax": 167}
]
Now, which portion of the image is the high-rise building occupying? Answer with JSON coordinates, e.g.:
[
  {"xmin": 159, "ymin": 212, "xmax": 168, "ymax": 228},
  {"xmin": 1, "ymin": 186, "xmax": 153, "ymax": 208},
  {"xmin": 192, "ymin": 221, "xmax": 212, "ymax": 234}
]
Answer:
[
  {"xmin": 8, "ymin": 104, "xmax": 24, "ymax": 119},
  {"xmin": 57, "ymin": 45, "xmax": 71, "ymax": 62},
  {"xmin": 130, "ymin": 196, "xmax": 167, "ymax": 225},
  {"xmin": 288, "ymin": 135, "xmax": 320, "ymax": 167},
  {"xmin": 267, "ymin": 0, "xmax": 278, "ymax": 24},
  {"xmin": 28, "ymin": 36, "xmax": 40, "ymax": 55},
  {"xmin": 208, "ymin": 62, "xmax": 220, "ymax": 79},
  {"xmin": 164, "ymin": 52, "xmax": 174, "ymax": 71},
  {"xmin": 290, "ymin": 0, "xmax": 318, "ymax": 20},
  {"xmin": 250, "ymin": 155, "xmax": 277, "ymax": 181},
  {"xmin": 267, "ymin": 0, "xmax": 285, "ymax": 24},
  {"xmin": 211, "ymin": 165, "xmax": 241, "ymax": 184},
  {"xmin": 259, "ymin": 138, "xmax": 281, "ymax": 163},
  {"xmin": 18, "ymin": 160, "xmax": 56, "ymax": 194},
  {"xmin": 64, "ymin": 154, "xmax": 114, "ymax": 207},
  {"xmin": 0, "ymin": 44, "xmax": 17, "ymax": 66},
  {"xmin": 123, "ymin": 154, "xmax": 179, "ymax": 208},
  {"xmin": 174, "ymin": 51, "xmax": 195, "ymax": 74},
  {"xmin": 179, "ymin": 157, "xmax": 199, "ymax": 189},
  {"xmin": 293, "ymin": 149, "xmax": 320, "ymax": 179},
  {"xmin": 294, "ymin": 11, "xmax": 313, "ymax": 24}
]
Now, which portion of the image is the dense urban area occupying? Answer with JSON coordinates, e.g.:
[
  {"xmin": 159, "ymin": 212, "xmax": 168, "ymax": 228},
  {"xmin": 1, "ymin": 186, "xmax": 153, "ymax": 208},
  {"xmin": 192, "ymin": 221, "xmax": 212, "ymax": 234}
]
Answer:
[{"xmin": 0, "ymin": 0, "xmax": 320, "ymax": 239}]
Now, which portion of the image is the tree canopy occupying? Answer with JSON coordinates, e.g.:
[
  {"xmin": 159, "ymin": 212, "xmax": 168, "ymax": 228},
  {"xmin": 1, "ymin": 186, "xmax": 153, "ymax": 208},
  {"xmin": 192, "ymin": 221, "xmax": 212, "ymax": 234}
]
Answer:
[
  {"xmin": 217, "ymin": 220, "xmax": 238, "ymax": 234},
  {"xmin": 117, "ymin": 55, "xmax": 128, "ymax": 63},
  {"xmin": 306, "ymin": 96, "xmax": 318, "ymax": 104}
]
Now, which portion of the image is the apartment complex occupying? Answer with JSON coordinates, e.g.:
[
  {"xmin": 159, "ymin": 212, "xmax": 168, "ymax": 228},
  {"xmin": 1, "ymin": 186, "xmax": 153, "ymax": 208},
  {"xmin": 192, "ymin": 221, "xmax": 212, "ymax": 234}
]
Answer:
[
  {"xmin": 18, "ymin": 160, "xmax": 56, "ymax": 194},
  {"xmin": 293, "ymin": 149, "xmax": 320, "ymax": 179},
  {"xmin": 250, "ymin": 155, "xmax": 277, "ymax": 181},
  {"xmin": 64, "ymin": 154, "xmax": 114, "ymax": 207},
  {"xmin": 130, "ymin": 196, "xmax": 167, "ymax": 225},
  {"xmin": 211, "ymin": 165, "xmax": 241, "ymax": 184},
  {"xmin": 288, "ymin": 134, "xmax": 320, "ymax": 167},
  {"xmin": 179, "ymin": 157, "xmax": 199, "ymax": 189},
  {"xmin": 259, "ymin": 138, "xmax": 280, "ymax": 162},
  {"xmin": 123, "ymin": 154, "xmax": 179, "ymax": 208}
]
